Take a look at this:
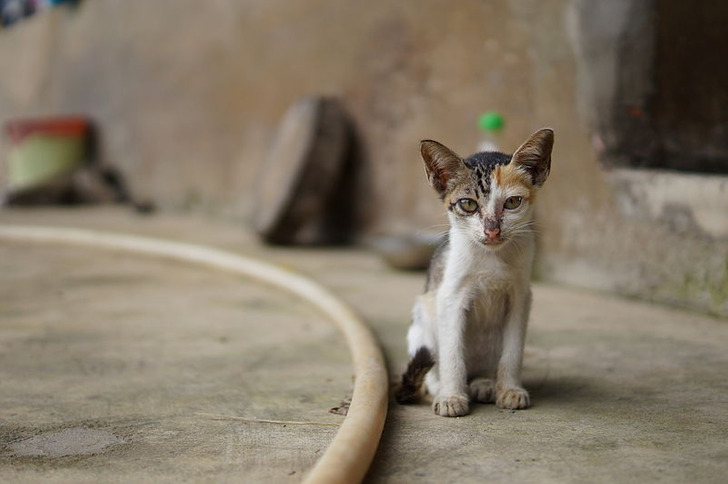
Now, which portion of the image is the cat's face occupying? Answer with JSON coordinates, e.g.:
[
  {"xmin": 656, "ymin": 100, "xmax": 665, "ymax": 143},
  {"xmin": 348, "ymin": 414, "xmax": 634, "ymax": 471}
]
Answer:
[
  {"xmin": 445, "ymin": 156, "xmax": 536, "ymax": 248},
  {"xmin": 421, "ymin": 129, "xmax": 553, "ymax": 250}
]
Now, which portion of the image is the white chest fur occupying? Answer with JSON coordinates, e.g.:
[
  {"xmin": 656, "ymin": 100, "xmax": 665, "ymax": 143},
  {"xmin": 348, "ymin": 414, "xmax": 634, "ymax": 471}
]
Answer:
[{"xmin": 406, "ymin": 227, "xmax": 535, "ymax": 415}]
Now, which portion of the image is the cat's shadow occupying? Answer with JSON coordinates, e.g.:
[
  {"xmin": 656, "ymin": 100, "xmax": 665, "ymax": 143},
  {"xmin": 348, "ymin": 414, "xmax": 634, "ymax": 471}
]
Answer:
[{"xmin": 524, "ymin": 375, "xmax": 608, "ymax": 405}]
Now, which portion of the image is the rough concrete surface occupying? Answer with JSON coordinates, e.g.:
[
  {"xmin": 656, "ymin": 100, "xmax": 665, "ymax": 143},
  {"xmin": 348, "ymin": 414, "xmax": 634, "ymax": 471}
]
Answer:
[
  {"xmin": 9, "ymin": 428, "xmax": 126, "ymax": 458},
  {"xmin": 0, "ymin": 208, "xmax": 727, "ymax": 483}
]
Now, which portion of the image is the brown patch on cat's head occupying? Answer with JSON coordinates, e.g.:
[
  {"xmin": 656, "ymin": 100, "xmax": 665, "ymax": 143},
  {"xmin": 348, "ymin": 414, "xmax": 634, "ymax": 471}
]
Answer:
[
  {"xmin": 494, "ymin": 164, "xmax": 537, "ymax": 199},
  {"xmin": 494, "ymin": 165, "xmax": 503, "ymax": 186}
]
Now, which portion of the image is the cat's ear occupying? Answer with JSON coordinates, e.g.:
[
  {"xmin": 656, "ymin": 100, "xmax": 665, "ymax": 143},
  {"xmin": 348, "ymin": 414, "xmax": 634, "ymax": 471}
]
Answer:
[
  {"xmin": 511, "ymin": 128, "xmax": 553, "ymax": 187},
  {"xmin": 420, "ymin": 140, "xmax": 466, "ymax": 195}
]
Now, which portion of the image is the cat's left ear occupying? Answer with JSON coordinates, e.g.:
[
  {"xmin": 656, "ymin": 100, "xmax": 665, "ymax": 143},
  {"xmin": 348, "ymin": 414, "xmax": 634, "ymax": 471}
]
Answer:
[{"xmin": 512, "ymin": 128, "xmax": 553, "ymax": 187}]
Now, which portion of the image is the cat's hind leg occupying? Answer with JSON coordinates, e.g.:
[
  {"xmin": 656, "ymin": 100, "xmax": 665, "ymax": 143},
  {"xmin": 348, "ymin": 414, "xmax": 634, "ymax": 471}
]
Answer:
[
  {"xmin": 396, "ymin": 296, "xmax": 437, "ymax": 404},
  {"xmin": 425, "ymin": 367, "xmax": 440, "ymax": 396},
  {"xmin": 406, "ymin": 295, "xmax": 436, "ymax": 356}
]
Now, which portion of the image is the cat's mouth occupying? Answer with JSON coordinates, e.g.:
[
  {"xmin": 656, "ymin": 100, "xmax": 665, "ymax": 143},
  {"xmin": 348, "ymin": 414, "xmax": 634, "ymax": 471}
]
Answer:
[{"xmin": 479, "ymin": 236, "xmax": 506, "ymax": 248}]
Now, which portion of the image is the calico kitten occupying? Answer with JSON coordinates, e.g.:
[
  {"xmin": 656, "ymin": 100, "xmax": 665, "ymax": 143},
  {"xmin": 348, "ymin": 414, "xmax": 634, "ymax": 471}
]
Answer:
[{"xmin": 395, "ymin": 128, "xmax": 553, "ymax": 417}]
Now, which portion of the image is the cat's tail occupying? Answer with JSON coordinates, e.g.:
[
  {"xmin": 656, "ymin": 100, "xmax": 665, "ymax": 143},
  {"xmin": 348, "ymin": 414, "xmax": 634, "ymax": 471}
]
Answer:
[{"xmin": 395, "ymin": 346, "xmax": 435, "ymax": 404}]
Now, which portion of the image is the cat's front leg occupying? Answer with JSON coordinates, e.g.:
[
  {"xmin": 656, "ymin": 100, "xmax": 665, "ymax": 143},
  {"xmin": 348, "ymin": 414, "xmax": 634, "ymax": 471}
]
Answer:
[
  {"xmin": 433, "ymin": 289, "xmax": 470, "ymax": 417},
  {"xmin": 496, "ymin": 287, "xmax": 531, "ymax": 410}
]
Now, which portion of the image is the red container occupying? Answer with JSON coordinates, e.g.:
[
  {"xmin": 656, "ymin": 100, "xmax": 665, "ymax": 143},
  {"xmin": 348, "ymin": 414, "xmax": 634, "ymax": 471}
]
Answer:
[
  {"xmin": 5, "ymin": 116, "xmax": 89, "ymax": 144},
  {"xmin": 2, "ymin": 116, "xmax": 92, "ymax": 191}
]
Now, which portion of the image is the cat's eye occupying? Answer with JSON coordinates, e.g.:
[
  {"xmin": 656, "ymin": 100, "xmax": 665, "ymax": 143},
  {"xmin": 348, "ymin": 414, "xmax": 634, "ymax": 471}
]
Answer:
[
  {"xmin": 457, "ymin": 198, "xmax": 479, "ymax": 213},
  {"xmin": 504, "ymin": 196, "xmax": 523, "ymax": 210}
]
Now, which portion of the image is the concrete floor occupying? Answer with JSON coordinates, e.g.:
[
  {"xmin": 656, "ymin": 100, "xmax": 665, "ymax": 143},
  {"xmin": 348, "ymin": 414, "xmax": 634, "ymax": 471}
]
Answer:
[{"xmin": 0, "ymin": 208, "xmax": 726, "ymax": 483}]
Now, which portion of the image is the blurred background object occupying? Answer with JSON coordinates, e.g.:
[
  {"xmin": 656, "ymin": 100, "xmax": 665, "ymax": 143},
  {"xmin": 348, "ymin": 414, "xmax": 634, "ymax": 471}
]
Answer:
[
  {"xmin": 369, "ymin": 232, "xmax": 443, "ymax": 272},
  {"xmin": 476, "ymin": 111, "xmax": 505, "ymax": 153},
  {"xmin": 1, "ymin": 116, "xmax": 152, "ymax": 210},
  {"xmin": 0, "ymin": 0, "xmax": 79, "ymax": 29},
  {"xmin": 253, "ymin": 96, "xmax": 353, "ymax": 245},
  {"xmin": 4, "ymin": 116, "xmax": 88, "ymax": 192},
  {"xmin": 0, "ymin": 0, "xmax": 725, "ymax": 316}
]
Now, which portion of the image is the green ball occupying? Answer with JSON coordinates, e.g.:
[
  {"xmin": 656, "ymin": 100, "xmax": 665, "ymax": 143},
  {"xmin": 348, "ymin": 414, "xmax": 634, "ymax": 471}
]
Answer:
[{"xmin": 478, "ymin": 111, "xmax": 505, "ymax": 132}]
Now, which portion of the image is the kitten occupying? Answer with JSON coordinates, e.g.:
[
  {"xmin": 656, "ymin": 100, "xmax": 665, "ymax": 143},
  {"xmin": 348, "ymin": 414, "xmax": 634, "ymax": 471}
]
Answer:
[{"xmin": 395, "ymin": 128, "xmax": 553, "ymax": 417}]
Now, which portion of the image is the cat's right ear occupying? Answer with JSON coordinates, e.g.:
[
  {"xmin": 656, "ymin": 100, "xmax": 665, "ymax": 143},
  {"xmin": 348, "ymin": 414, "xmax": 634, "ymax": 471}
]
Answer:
[{"xmin": 420, "ymin": 140, "xmax": 465, "ymax": 196}]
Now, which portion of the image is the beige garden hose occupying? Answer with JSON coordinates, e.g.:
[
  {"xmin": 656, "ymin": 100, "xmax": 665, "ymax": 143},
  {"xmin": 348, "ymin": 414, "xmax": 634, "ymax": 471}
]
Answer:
[{"xmin": 0, "ymin": 225, "xmax": 388, "ymax": 483}]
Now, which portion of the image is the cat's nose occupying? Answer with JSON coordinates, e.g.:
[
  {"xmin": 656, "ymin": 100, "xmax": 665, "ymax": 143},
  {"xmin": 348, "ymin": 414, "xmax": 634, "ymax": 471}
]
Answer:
[{"xmin": 485, "ymin": 228, "xmax": 500, "ymax": 240}]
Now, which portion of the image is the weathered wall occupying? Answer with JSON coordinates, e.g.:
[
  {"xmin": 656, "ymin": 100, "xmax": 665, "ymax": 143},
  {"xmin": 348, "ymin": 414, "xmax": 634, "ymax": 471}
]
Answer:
[{"xmin": 0, "ymin": 0, "xmax": 725, "ymax": 316}]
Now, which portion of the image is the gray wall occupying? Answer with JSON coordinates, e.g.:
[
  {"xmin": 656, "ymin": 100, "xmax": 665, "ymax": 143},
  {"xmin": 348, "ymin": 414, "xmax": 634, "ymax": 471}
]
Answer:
[{"xmin": 1, "ymin": 0, "xmax": 726, "ymax": 316}]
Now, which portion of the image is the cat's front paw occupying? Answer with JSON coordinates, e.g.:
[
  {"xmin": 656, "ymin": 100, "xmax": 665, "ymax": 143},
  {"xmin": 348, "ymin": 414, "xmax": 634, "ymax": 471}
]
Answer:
[
  {"xmin": 496, "ymin": 387, "xmax": 530, "ymax": 410},
  {"xmin": 469, "ymin": 378, "xmax": 496, "ymax": 403},
  {"xmin": 433, "ymin": 395, "xmax": 470, "ymax": 417}
]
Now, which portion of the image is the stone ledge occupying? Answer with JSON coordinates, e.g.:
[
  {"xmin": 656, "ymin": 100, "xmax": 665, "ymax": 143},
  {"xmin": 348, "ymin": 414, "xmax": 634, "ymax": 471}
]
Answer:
[{"xmin": 608, "ymin": 168, "xmax": 728, "ymax": 239}]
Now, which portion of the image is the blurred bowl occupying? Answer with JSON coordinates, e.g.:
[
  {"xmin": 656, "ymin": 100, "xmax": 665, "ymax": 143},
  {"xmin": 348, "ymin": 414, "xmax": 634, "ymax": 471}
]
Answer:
[{"xmin": 369, "ymin": 233, "xmax": 444, "ymax": 271}]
